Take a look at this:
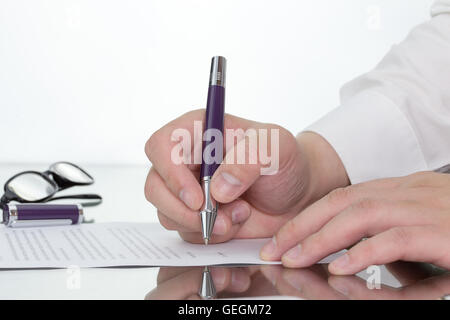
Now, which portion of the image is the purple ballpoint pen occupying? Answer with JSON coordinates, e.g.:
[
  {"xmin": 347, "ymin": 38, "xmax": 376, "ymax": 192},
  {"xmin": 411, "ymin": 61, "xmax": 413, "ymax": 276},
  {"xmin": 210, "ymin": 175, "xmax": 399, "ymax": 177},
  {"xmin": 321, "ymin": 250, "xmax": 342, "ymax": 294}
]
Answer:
[{"xmin": 199, "ymin": 56, "xmax": 226, "ymax": 245}]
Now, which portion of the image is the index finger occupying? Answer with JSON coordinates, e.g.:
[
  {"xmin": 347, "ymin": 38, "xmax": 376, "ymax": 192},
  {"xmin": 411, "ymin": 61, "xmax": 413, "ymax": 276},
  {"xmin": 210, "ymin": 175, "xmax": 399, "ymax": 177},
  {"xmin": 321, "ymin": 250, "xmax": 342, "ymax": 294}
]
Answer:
[
  {"xmin": 260, "ymin": 184, "xmax": 394, "ymax": 261},
  {"xmin": 145, "ymin": 110, "xmax": 261, "ymax": 211},
  {"xmin": 145, "ymin": 110, "xmax": 205, "ymax": 210},
  {"xmin": 260, "ymin": 186, "xmax": 361, "ymax": 261}
]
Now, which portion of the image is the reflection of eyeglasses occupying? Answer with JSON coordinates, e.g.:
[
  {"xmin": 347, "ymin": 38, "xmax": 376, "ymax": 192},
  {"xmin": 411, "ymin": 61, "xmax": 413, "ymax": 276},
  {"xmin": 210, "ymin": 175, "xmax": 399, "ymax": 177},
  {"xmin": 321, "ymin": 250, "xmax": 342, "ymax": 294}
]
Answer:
[{"xmin": 1, "ymin": 162, "xmax": 102, "ymax": 206}]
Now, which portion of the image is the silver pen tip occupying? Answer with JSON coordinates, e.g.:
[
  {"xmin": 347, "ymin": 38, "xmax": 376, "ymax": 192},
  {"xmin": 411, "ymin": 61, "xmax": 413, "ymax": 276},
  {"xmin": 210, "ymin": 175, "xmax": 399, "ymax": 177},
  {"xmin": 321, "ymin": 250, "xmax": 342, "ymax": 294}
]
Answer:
[{"xmin": 204, "ymin": 238, "xmax": 209, "ymax": 245}]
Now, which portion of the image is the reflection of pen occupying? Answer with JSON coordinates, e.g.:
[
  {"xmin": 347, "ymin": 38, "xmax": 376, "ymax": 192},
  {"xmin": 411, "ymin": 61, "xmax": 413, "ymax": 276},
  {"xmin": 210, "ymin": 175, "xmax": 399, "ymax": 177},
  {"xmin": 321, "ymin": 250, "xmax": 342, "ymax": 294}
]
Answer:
[
  {"xmin": 199, "ymin": 266, "xmax": 217, "ymax": 299},
  {"xmin": 200, "ymin": 56, "xmax": 226, "ymax": 245}
]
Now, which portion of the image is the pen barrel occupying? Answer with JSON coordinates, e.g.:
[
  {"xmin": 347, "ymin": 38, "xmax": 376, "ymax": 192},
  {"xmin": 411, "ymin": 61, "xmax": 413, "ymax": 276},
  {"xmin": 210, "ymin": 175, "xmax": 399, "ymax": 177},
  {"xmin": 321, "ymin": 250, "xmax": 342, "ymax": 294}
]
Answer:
[
  {"xmin": 200, "ymin": 56, "xmax": 226, "ymax": 179},
  {"xmin": 200, "ymin": 85, "xmax": 225, "ymax": 178}
]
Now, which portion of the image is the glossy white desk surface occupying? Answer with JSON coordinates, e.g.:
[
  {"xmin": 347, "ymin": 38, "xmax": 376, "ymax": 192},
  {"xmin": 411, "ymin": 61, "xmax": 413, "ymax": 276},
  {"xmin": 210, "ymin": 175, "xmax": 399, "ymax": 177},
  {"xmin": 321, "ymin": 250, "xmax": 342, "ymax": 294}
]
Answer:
[{"xmin": 0, "ymin": 164, "xmax": 448, "ymax": 300}]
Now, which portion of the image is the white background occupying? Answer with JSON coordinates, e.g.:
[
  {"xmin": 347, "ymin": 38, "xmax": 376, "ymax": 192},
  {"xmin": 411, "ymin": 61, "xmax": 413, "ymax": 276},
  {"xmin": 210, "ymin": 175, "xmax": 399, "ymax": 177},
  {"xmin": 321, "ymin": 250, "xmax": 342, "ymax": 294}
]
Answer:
[{"xmin": 0, "ymin": 0, "xmax": 434, "ymax": 165}]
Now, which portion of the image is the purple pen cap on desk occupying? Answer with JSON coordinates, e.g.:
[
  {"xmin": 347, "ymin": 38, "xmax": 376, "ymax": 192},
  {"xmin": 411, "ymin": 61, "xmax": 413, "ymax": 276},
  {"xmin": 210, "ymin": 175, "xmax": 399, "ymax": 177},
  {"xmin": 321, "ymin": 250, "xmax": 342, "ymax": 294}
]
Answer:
[{"xmin": 2, "ymin": 203, "xmax": 83, "ymax": 228}]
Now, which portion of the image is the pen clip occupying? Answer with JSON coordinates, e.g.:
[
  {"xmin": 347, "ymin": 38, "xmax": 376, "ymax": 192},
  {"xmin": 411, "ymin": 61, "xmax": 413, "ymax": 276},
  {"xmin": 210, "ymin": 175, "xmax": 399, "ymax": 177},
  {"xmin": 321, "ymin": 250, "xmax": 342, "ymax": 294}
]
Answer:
[{"xmin": 7, "ymin": 219, "xmax": 74, "ymax": 228}]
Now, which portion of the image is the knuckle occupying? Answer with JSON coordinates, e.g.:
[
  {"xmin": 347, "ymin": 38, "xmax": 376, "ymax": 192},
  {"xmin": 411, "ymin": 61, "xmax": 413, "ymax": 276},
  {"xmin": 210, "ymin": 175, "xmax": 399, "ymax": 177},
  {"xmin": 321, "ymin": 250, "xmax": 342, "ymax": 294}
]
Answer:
[
  {"xmin": 145, "ymin": 131, "xmax": 161, "ymax": 161},
  {"xmin": 181, "ymin": 109, "xmax": 203, "ymax": 118},
  {"xmin": 359, "ymin": 238, "xmax": 376, "ymax": 257},
  {"xmin": 265, "ymin": 123, "xmax": 286, "ymax": 135},
  {"xmin": 404, "ymin": 171, "xmax": 434, "ymax": 187},
  {"xmin": 144, "ymin": 182, "xmax": 155, "ymax": 204},
  {"xmin": 352, "ymin": 198, "xmax": 380, "ymax": 212},
  {"xmin": 275, "ymin": 220, "xmax": 296, "ymax": 246},
  {"xmin": 344, "ymin": 199, "xmax": 382, "ymax": 233},
  {"xmin": 265, "ymin": 123, "xmax": 294, "ymax": 144},
  {"xmin": 278, "ymin": 126, "xmax": 295, "ymax": 141},
  {"xmin": 144, "ymin": 170, "xmax": 157, "ymax": 203},
  {"xmin": 327, "ymin": 187, "xmax": 353, "ymax": 205},
  {"xmin": 281, "ymin": 220, "xmax": 297, "ymax": 240},
  {"xmin": 157, "ymin": 211, "xmax": 177, "ymax": 231},
  {"xmin": 144, "ymin": 184, "xmax": 152, "ymax": 203},
  {"xmin": 410, "ymin": 171, "xmax": 429, "ymax": 179},
  {"xmin": 390, "ymin": 227, "xmax": 411, "ymax": 246}
]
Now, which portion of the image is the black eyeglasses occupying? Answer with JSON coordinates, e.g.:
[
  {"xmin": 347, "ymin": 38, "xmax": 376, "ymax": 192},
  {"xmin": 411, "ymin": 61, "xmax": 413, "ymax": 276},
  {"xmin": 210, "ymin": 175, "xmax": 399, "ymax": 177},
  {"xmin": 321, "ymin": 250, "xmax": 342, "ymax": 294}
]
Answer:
[{"xmin": 1, "ymin": 162, "xmax": 102, "ymax": 206}]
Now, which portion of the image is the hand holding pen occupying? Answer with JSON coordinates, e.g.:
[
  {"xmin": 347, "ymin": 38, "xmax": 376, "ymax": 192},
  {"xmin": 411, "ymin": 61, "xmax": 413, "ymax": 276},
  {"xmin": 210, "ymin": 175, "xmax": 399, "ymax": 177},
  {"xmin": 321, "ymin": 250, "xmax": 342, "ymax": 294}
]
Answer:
[{"xmin": 144, "ymin": 58, "xmax": 340, "ymax": 244}]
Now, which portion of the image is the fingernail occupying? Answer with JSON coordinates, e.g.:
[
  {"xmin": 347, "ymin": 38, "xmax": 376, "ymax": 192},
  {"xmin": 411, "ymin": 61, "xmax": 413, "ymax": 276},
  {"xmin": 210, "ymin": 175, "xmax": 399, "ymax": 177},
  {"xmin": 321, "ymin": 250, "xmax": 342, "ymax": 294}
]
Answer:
[
  {"xmin": 214, "ymin": 172, "xmax": 242, "ymax": 199},
  {"xmin": 330, "ymin": 253, "xmax": 350, "ymax": 272},
  {"xmin": 260, "ymin": 236, "xmax": 277, "ymax": 260},
  {"xmin": 231, "ymin": 203, "xmax": 250, "ymax": 224},
  {"xmin": 212, "ymin": 215, "xmax": 227, "ymax": 235},
  {"xmin": 282, "ymin": 244, "xmax": 302, "ymax": 262},
  {"xmin": 179, "ymin": 189, "xmax": 196, "ymax": 209}
]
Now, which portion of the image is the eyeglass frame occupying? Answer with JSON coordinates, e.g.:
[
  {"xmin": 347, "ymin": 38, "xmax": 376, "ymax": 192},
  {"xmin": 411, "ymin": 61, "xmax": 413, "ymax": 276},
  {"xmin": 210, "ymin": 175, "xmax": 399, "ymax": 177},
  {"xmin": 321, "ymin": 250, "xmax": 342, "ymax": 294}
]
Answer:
[{"xmin": 0, "ymin": 162, "xmax": 102, "ymax": 206}]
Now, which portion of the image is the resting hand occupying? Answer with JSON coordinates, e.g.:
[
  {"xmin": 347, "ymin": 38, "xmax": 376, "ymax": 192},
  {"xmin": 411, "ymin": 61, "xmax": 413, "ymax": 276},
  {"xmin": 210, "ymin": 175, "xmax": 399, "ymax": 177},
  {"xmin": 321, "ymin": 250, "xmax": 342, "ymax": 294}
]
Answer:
[{"xmin": 261, "ymin": 172, "xmax": 450, "ymax": 274}]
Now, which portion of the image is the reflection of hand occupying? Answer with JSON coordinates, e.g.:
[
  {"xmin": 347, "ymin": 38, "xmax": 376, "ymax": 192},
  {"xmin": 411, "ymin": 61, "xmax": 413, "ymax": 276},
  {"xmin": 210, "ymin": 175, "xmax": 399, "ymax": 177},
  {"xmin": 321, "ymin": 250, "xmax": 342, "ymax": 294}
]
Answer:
[
  {"xmin": 261, "ymin": 172, "xmax": 450, "ymax": 275},
  {"xmin": 261, "ymin": 263, "xmax": 450, "ymax": 300},
  {"xmin": 217, "ymin": 266, "xmax": 279, "ymax": 299},
  {"xmin": 259, "ymin": 265, "xmax": 346, "ymax": 300},
  {"xmin": 145, "ymin": 110, "xmax": 349, "ymax": 244},
  {"xmin": 329, "ymin": 272, "xmax": 450, "ymax": 300},
  {"xmin": 145, "ymin": 266, "xmax": 253, "ymax": 300}
]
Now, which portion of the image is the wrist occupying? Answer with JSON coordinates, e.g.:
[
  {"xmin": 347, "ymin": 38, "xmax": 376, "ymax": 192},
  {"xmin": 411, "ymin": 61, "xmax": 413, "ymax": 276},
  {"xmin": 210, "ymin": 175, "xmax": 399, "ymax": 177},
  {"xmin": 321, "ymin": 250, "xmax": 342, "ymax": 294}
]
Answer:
[{"xmin": 297, "ymin": 131, "xmax": 350, "ymax": 201}]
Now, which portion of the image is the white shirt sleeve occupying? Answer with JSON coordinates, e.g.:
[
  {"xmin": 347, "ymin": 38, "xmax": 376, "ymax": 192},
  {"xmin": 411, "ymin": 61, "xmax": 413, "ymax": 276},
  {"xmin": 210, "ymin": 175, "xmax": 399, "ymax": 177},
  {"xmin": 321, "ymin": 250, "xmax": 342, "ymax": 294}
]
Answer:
[{"xmin": 306, "ymin": 0, "xmax": 450, "ymax": 184}]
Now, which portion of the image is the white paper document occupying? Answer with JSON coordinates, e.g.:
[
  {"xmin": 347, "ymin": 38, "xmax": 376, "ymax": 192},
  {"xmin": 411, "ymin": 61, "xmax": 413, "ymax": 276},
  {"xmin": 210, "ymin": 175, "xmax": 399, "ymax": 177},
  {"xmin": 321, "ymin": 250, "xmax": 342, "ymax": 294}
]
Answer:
[{"xmin": 0, "ymin": 222, "xmax": 344, "ymax": 269}]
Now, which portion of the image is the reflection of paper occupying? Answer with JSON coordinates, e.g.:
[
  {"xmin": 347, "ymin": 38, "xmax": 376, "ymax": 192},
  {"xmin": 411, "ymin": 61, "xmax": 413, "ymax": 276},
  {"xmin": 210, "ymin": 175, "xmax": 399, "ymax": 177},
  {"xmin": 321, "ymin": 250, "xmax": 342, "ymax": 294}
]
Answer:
[{"xmin": 0, "ymin": 223, "xmax": 345, "ymax": 269}]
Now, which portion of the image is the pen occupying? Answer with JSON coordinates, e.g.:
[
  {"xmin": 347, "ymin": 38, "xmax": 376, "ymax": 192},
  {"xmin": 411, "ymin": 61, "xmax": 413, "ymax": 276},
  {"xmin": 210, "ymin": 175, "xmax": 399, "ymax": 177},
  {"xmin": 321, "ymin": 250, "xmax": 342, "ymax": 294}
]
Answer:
[
  {"xmin": 198, "ymin": 266, "xmax": 217, "ymax": 299},
  {"xmin": 199, "ymin": 56, "xmax": 226, "ymax": 245}
]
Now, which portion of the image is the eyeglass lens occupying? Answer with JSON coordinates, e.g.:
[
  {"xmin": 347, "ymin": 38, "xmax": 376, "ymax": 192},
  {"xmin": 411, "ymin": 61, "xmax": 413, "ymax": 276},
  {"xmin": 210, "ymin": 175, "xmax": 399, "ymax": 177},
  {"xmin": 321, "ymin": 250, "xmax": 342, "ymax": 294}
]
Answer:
[
  {"xmin": 50, "ymin": 162, "xmax": 93, "ymax": 184},
  {"xmin": 7, "ymin": 173, "xmax": 57, "ymax": 202}
]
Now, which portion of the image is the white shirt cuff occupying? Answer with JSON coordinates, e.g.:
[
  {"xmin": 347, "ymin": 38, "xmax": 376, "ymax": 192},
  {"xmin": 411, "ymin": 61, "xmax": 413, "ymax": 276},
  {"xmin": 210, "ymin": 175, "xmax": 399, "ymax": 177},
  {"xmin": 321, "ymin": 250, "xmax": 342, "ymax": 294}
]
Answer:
[{"xmin": 305, "ymin": 91, "xmax": 428, "ymax": 184}]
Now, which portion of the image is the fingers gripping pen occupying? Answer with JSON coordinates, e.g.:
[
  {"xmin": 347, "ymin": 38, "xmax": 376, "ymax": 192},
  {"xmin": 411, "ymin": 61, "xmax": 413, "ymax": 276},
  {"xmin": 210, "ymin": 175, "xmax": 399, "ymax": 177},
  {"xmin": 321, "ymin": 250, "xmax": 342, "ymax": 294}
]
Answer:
[{"xmin": 200, "ymin": 56, "xmax": 226, "ymax": 245}]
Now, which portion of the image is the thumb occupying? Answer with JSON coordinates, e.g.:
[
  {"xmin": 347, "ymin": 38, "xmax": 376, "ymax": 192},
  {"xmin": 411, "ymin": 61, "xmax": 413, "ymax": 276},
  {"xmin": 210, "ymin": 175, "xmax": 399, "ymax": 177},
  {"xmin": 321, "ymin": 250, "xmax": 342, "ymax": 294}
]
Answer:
[{"xmin": 210, "ymin": 136, "xmax": 262, "ymax": 203}]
